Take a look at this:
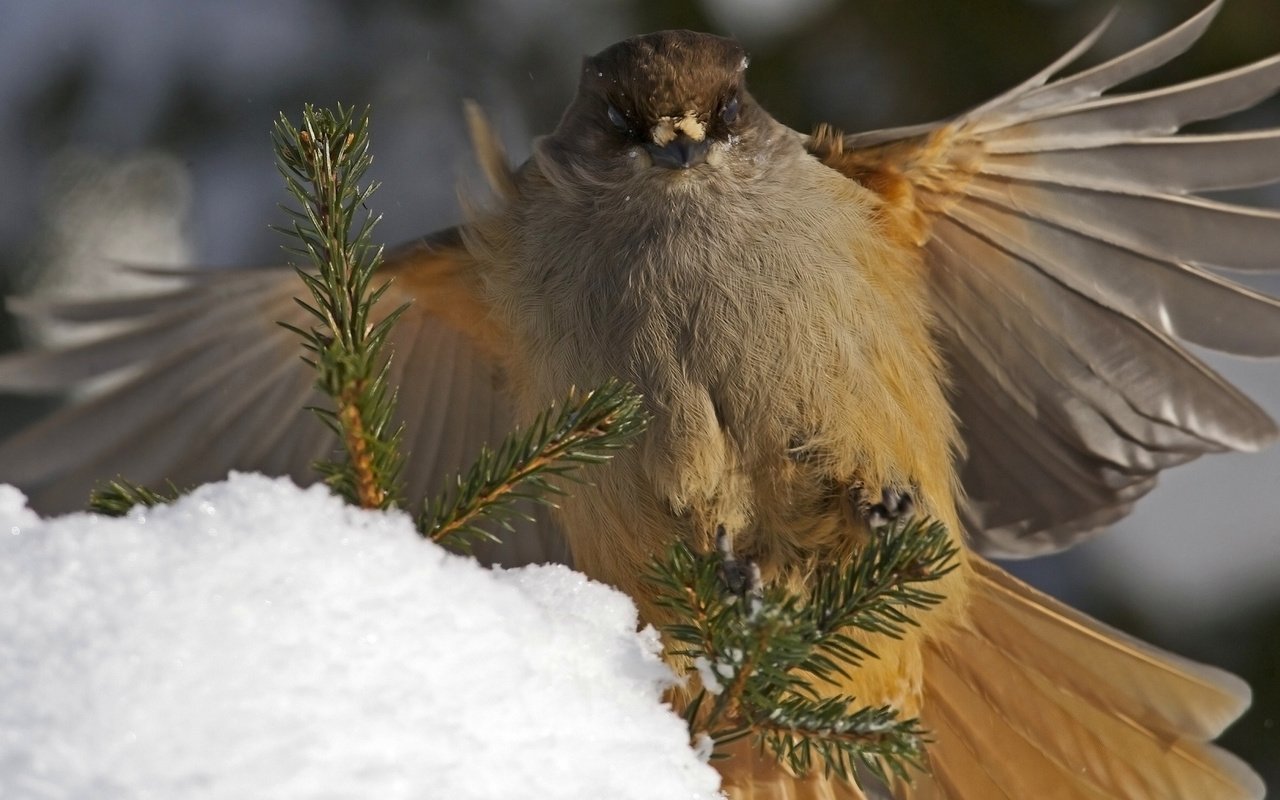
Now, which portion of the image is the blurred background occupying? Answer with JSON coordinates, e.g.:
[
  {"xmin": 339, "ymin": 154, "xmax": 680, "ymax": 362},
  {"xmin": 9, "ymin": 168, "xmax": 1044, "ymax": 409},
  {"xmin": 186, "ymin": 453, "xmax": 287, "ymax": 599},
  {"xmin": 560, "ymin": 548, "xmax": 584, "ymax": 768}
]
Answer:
[{"xmin": 1, "ymin": 0, "xmax": 1276, "ymax": 787}]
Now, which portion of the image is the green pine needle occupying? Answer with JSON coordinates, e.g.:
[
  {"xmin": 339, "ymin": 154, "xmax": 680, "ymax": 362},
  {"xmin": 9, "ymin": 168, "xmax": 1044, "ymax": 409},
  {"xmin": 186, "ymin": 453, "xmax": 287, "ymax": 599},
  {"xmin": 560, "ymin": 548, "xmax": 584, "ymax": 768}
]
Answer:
[
  {"xmin": 272, "ymin": 104, "xmax": 406, "ymax": 510},
  {"xmin": 647, "ymin": 515, "xmax": 957, "ymax": 788},
  {"xmin": 419, "ymin": 379, "xmax": 648, "ymax": 552},
  {"xmin": 89, "ymin": 478, "xmax": 186, "ymax": 517}
]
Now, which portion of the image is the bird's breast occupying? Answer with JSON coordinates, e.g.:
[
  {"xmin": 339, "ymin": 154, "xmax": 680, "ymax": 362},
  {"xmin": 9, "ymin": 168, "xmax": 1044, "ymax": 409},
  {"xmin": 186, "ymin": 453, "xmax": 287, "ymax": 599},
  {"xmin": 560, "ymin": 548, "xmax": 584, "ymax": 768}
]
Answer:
[{"xmin": 482, "ymin": 157, "xmax": 960, "ymax": 582}]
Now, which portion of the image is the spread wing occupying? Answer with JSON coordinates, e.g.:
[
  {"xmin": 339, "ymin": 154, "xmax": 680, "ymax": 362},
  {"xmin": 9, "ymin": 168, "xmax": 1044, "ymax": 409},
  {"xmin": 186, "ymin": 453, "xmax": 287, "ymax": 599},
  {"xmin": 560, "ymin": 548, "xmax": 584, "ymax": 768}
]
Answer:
[
  {"xmin": 0, "ymin": 230, "xmax": 566, "ymax": 567},
  {"xmin": 807, "ymin": 1, "xmax": 1280, "ymax": 557}
]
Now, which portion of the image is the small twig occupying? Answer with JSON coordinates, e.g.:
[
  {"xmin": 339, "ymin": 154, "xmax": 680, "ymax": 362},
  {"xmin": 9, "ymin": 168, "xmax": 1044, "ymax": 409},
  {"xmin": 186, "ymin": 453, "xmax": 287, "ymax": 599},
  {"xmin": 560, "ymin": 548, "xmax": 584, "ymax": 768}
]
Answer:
[
  {"xmin": 272, "ymin": 104, "xmax": 405, "ymax": 510},
  {"xmin": 420, "ymin": 379, "xmax": 647, "ymax": 552},
  {"xmin": 645, "ymin": 516, "xmax": 956, "ymax": 788},
  {"xmin": 89, "ymin": 478, "xmax": 185, "ymax": 516}
]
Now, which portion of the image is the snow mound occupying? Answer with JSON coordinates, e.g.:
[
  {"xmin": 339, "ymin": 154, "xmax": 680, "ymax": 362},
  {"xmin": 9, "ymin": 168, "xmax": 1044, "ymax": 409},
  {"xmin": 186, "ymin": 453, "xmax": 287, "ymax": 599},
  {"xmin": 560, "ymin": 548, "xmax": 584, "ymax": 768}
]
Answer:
[{"xmin": 0, "ymin": 473, "xmax": 722, "ymax": 799}]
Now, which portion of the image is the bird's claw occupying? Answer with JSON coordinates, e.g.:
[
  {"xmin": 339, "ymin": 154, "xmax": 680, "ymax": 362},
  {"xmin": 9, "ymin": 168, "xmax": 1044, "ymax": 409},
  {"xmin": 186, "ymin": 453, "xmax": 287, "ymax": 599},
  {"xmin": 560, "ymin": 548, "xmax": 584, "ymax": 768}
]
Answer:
[
  {"xmin": 716, "ymin": 524, "xmax": 761, "ymax": 599},
  {"xmin": 864, "ymin": 486, "xmax": 915, "ymax": 531}
]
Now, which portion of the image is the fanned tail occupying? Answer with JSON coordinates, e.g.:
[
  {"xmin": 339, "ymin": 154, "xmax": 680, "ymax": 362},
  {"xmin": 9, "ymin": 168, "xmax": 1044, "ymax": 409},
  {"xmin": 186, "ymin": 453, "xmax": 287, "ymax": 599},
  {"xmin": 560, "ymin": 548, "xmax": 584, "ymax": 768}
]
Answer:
[{"xmin": 905, "ymin": 557, "xmax": 1263, "ymax": 799}]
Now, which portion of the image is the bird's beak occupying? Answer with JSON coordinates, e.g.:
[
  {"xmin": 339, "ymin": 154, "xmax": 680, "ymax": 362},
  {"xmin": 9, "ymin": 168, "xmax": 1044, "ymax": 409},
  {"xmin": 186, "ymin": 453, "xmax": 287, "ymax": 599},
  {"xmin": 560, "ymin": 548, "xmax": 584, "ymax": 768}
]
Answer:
[{"xmin": 645, "ymin": 134, "xmax": 710, "ymax": 170}]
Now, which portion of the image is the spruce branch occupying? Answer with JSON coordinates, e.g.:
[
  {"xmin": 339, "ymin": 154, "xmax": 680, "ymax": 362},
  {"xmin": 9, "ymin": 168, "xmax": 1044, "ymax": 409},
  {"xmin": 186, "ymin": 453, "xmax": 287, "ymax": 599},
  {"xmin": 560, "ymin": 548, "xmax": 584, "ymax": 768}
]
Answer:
[
  {"xmin": 420, "ymin": 379, "xmax": 647, "ymax": 552},
  {"xmin": 647, "ymin": 516, "xmax": 957, "ymax": 787},
  {"xmin": 800, "ymin": 518, "xmax": 957, "ymax": 684},
  {"xmin": 752, "ymin": 698, "xmax": 929, "ymax": 784},
  {"xmin": 272, "ymin": 104, "xmax": 405, "ymax": 510},
  {"xmin": 89, "ymin": 478, "xmax": 186, "ymax": 516}
]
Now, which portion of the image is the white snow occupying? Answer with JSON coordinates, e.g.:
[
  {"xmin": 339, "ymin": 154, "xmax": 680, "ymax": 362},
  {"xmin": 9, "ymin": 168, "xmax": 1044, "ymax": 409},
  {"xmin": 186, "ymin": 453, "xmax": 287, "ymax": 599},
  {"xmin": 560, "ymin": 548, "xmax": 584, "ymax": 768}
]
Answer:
[
  {"xmin": 692, "ymin": 656, "xmax": 723, "ymax": 696},
  {"xmin": 0, "ymin": 473, "xmax": 723, "ymax": 800}
]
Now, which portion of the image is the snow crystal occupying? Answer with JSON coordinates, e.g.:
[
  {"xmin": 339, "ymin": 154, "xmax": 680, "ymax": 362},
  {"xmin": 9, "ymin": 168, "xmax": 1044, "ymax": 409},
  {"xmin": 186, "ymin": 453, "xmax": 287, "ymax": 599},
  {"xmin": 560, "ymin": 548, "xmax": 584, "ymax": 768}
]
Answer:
[
  {"xmin": 692, "ymin": 656, "xmax": 724, "ymax": 696},
  {"xmin": 0, "ymin": 473, "xmax": 723, "ymax": 799}
]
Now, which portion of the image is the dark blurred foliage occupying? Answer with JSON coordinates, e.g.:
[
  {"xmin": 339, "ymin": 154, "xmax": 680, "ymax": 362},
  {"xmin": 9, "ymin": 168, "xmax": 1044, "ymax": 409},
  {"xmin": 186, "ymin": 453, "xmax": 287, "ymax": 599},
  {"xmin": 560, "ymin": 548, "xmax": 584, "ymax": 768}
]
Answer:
[{"xmin": 0, "ymin": 0, "xmax": 1276, "ymax": 786}]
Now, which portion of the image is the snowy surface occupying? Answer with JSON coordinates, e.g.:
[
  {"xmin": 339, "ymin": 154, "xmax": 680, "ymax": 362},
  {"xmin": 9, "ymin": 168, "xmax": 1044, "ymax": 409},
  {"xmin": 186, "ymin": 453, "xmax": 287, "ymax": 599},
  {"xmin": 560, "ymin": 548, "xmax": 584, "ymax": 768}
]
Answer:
[
  {"xmin": 3, "ymin": 0, "xmax": 1278, "ymax": 631},
  {"xmin": 0, "ymin": 473, "xmax": 723, "ymax": 800}
]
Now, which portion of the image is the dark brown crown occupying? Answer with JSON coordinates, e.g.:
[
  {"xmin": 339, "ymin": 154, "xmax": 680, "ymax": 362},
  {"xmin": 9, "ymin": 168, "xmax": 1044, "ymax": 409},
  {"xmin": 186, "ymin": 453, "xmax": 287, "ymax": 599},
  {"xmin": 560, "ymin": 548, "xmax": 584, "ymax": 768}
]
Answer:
[{"xmin": 581, "ymin": 30, "xmax": 747, "ymax": 124}]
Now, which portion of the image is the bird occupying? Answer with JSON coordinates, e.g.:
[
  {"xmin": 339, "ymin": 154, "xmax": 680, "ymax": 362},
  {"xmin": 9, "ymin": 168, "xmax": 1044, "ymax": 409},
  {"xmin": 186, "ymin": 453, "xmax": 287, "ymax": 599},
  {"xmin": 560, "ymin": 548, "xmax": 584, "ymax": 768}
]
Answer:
[{"xmin": 1, "ymin": 2, "xmax": 1277, "ymax": 797}]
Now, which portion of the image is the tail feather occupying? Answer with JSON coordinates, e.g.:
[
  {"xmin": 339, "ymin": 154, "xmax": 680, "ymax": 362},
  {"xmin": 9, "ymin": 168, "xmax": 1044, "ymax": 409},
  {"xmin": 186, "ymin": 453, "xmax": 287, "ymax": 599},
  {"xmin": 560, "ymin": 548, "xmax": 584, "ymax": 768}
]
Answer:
[
  {"xmin": 911, "ymin": 557, "xmax": 1263, "ymax": 799},
  {"xmin": 904, "ymin": 685, "xmax": 1078, "ymax": 800},
  {"xmin": 928, "ymin": 627, "xmax": 1247, "ymax": 798},
  {"xmin": 920, "ymin": 651, "xmax": 1115, "ymax": 799},
  {"xmin": 715, "ymin": 734, "xmax": 856, "ymax": 799},
  {"xmin": 967, "ymin": 557, "xmax": 1250, "ymax": 738}
]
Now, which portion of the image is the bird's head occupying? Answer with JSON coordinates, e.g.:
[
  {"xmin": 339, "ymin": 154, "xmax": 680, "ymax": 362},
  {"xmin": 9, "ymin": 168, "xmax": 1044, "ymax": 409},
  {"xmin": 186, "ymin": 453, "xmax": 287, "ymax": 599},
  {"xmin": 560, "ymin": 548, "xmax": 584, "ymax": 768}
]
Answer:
[{"xmin": 541, "ymin": 31, "xmax": 778, "ymax": 182}]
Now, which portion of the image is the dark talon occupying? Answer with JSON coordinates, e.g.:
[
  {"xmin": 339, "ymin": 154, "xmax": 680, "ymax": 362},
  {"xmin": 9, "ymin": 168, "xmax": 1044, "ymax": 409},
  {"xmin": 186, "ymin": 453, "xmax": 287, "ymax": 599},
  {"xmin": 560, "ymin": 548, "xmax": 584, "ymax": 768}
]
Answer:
[
  {"xmin": 866, "ymin": 486, "xmax": 914, "ymax": 531},
  {"xmin": 716, "ymin": 525, "xmax": 761, "ymax": 599}
]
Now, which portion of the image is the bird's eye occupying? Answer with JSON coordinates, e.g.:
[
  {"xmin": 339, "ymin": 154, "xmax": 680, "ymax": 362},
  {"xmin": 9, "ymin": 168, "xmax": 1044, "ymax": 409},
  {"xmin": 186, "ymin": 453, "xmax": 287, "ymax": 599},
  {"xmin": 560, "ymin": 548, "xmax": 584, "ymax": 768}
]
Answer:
[
  {"xmin": 607, "ymin": 104, "xmax": 628, "ymax": 131},
  {"xmin": 721, "ymin": 96, "xmax": 741, "ymax": 124}
]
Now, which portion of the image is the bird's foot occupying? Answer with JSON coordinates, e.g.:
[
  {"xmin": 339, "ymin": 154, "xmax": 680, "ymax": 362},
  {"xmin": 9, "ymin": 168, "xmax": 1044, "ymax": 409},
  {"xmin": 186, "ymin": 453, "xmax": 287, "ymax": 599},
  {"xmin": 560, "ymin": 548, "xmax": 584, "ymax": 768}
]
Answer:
[
  {"xmin": 716, "ymin": 524, "xmax": 761, "ymax": 600},
  {"xmin": 854, "ymin": 484, "xmax": 915, "ymax": 531}
]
